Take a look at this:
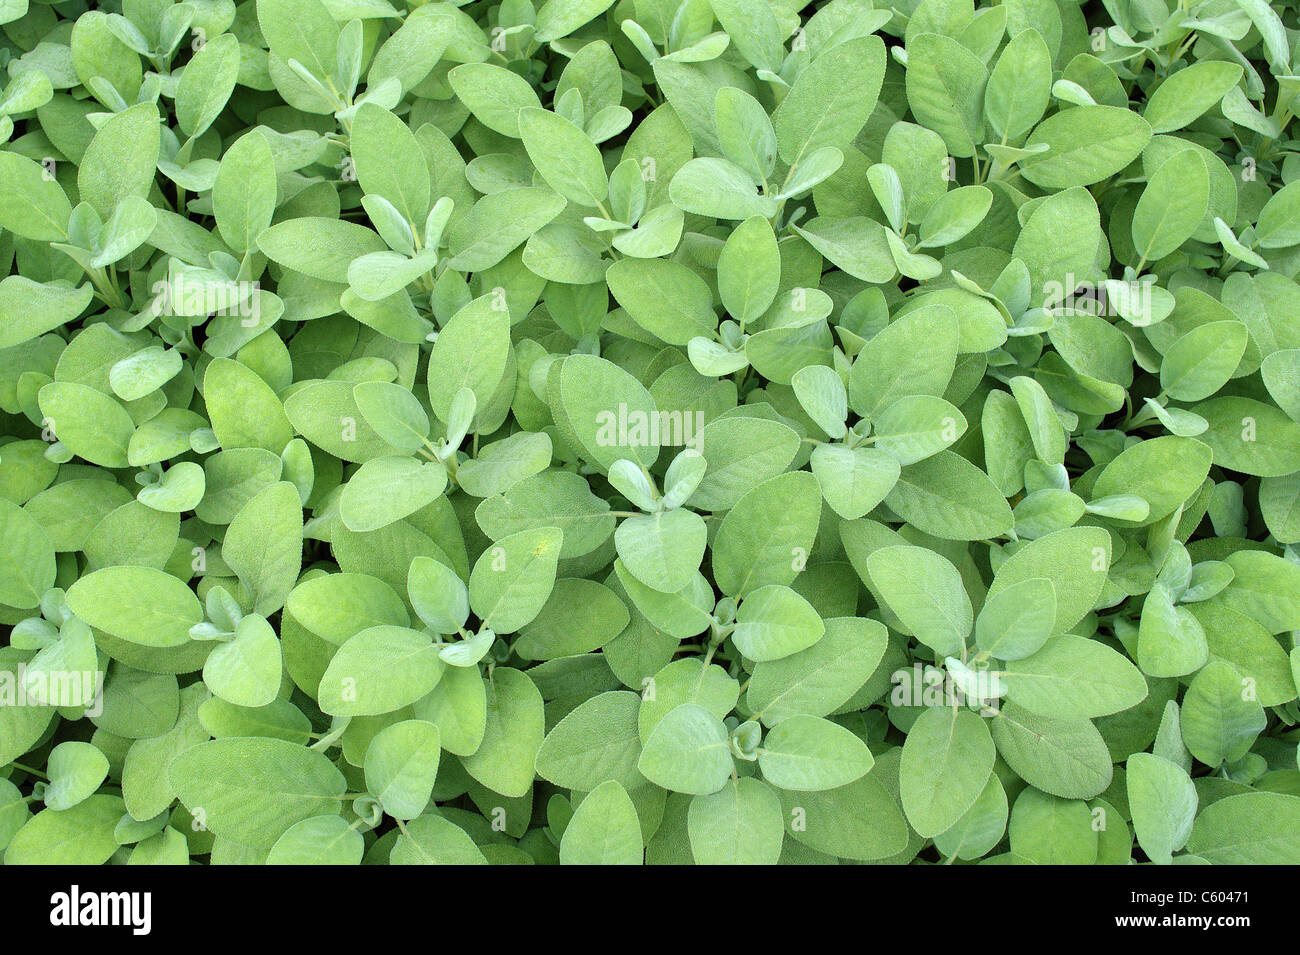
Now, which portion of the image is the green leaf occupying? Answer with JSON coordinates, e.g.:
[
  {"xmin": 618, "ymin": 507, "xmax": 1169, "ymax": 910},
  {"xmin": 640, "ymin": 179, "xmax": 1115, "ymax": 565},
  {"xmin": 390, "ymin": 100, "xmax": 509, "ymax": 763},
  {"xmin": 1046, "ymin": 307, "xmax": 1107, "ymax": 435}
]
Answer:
[
  {"xmin": 0, "ymin": 277, "xmax": 94, "ymax": 350},
  {"xmin": 687, "ymin": 777, "xmax": 783, "ymax": 864},
  {"xmin": 867, "ymin": 545, "xmax": 972, "ymax": 657},
  {"xmin": 1137, "ymin": 583, "xmax": 1207, "ymax": 678},
  {"xmin": 77, "ymin": 102, "xmax": 160, "ymax": 220},
  {"xmin": 351, "ymin": 102, "xmax": 431, "ymax": 225},
  {"xmin": 1142, "ymin": 62, "xmax": 1244, "ymax": 134},
  {"xmin": 519, "ymin": 107, "xmax": 608, "ymax": 207},
  {"xmin": 1187, "ymin": 792, "xmax": 1300, "ymax": 864},
  {"xmin": 777, "ymin": 773, "xmax": 910, "ymax": 861},
  {"xmin": 710, "ymin": 0, "xmax": 782, "ymax": 72},
  {"xmin": 535, "ymin": 690, "xmax": 644, "ymax": 792},
  {"xmin": 1091, "ymin": 436, "xmax": 1213, "ymax": 525},
  {"xmin": 748, "ymin": 617, "xmax": 888, "ymax": 726},
  {"xmin": 905, "ymin": 32, "xmax": 988, "ymax": 158},
  {"xmin": 258, "ymin": 217, "xmax": 387, "ymax": 283},
  {"xmin": 605, "ymin": 258, "xmax": 715, "ymax": 346},
  {"xmin": 615, "ymin": 509, "xmax": 707, "ymax": 594},
  {"xmin": 1020, "ymin": 105, "xmax": 1152, "ymax": 190},
  {"xmin": 4, "ymin": 795, "xmax": 123, "ymax": 865},
  {"xmin": 669, "ymin": 157, "xmax": 777, "ymax": 220},
  {"xmin": 1212, "ymin": 550, "xmax": 1300, "ymax": 635},
  {"xmin": 974, "ymin": 577, "xmax": 1057, "ymax": 661},
  {"xmin": 426, "ymin": 294, "xmax": 513, "ymax": 430},
  {"xmin": 1179, "ymin": 661, "xmax": 1266, "ymax": 767},
  {"xmin": 758, "ymin": 715, "xmax": 874, "ymax": 791},
  {"xmin": 1213, "ymin": 216, "xmax": 1269, "ymax": 269},
  {"xmin": 1227, "ymin": 0, "xmax": 1290, "ymax": 72},
  {"xmin": 637, "ymin": 703, "xmax": 733, "ymax": 795},
  {"xmin": 266, "ymin": 814, "xmax": 364, "ymax": 865},
  {"xmin": 447, "ymin": 62, "xmax": 543, "ymax": 137},
  {"xmin": 990, "ymin": 527, "xmax": 1113, "ymax": 634},
  {"xmin": 1160, "ymin": 321, "xmax": 1249, "ymax": 402},
  {"xmin": 535, "ymin": 0, "xmax": 619, "ymax": 42},
  {"xmin": 774, "ymin": 36, "xmax": 886, "ymax": 165},
  {"xmin": 447, "ymin": 187, "xmax": 568, "ymax": 272},
  {"xmin": 168, "ymin": 738, "xmax": 346, "ymax": 848},
  {"xmin": 1196, "ymin": 396, "xmax": 1300, "ymax": 477},
  {"xmin": 364, "ymin": 720, "xmax": 441, "ymax": 820},
  {"xmin": 900, "ymin": 706, "xmax": 996, "ymax": 837},
  {"xmin": 460, "ymin": 668, "xmax": 544, "ymax": 798},
  {"xmin": 412, "ymin": 665, "xmax": 487, "ymax": 758},
  {"xmin": 916, "ymin": 186, "xmax": 992, "ymax": 249},
  {"xmin": 1255, "ymin": 180, "xmax": 1300, "ymax": 249},
  {"xmin": 390, "ymin": 813, "xmax": 487, "ymax": 865},
  {"xmin": 0, "ymin": 499, "xmax": 56, "ymax": 610},
  {"xmin": 66, "ymin": 566, "xmax": 201, "ymax": 648},
  {"xmin": 176, "ymin": 33, "xmax": 241, "ymax": 140},
  {"xmin": 637, "ymin": 658, "xmax": 740, "ymax": 741},
  {"xmin": 1000, "ymin": 634, "xmax": 1149, "ymax": 720},
  {"xmin": 989, "ymin": 703, "xmax": 1113, "ymax": 799},
  {"xmin": 715, "ymin": 87, "xmax": 777, "ymax": 185},
  {"xmin": 711, "ymin": 470, "xmax": 822, "ymax": 598},
  {"xmin": 44, "ymin": 741, "xmax": 109, "ymax": 811},
  {"xmin": 258, "ymin": 0, "xmax": 338, "ymax": 83},
  {"xmin": 0, "ymin": 778, "xmax": 31, "ymax": 854},
  {"xmin": 615, "ymin": 565, "xmax": 713, "ymax": 639},
  {"xmin": 203, "ymin": 358, "xmax": 294, "ymax": 454},
  {"xmin": 848, "ymin": 305, "xmax": 959, "ymax": 419},
  {"xmin": 121, "ymin": 686, "xmax": 208, "ymax": 821},
  {"xmin": 791, "ymin": 365, "xmax": 847, "ymax": 440},
  {"xmin": 474, "ymin": 470, "xmax": 614, "ymax": 559},
  {"xmin": 810, "ymin": 444, "xmax": 900, "ymax": 520},
  {"xmin": 222, "ymin": 481, "xmax": 302, "ymax": 616},
  {"xmin": 1008, "ymin": 788, "xmax": 1098, "ymax": 865},
  {"xmin": 515, "ymin": 576, "xmax": 629, "ymax": 658},
  {"xmin": 717, "ymin": 215, "xmax": 779, "ymax": 325},
  {"xmin": 1013, "ymin": 186, "xmax": 1103, "ymax": 309},
  {"xmin": 0, "ymin": 151, "xmax": 72, "ymax": 240},
  {"xmin": 984, "ymin": 28, "xmax": 1051, "ymax": 144},
  {"xmin": 469, "ymin": 526, "xmax": 562, "ymax": 633},
  {"xmin": 110, "ymin": 346, "xmax": 182, "ymax": 402},
  {"xmin": 407, "ymin": 556, "xmax": 468, "ymax": 634},
  {"xmin": 38, "ymin": 382, "xmax": 134, "ymax": 468},
  {"xmin": 318, "ymin": 626, "xmax": 444, "ymax": 717},
  {"xmin": 933, "ymin": 774, "xmax": 1008, "ymax": 862},
  {"xmin": 559, "ymin": 780, "xmax": 643, "ymax": 864},
  {"xmin": 732, "ymin": 585, "xmax": 826, "ymax": 662},
  {"xmin": 339, "ymin": 457, "xmax": 447, "ymax": 532},
  {"xmin": 287, "ymin": 573, "xmax": 410, "ymax": 646},
  {"xmin": 203, "ymin": 614, "xmax": 283, "ymax": 708},
  {"xmin": 353, "ymin": 381, "xmax": 431, "ymax": 453},
  {"xmin": 1126, "ymin": 753, "xmax": 1196, "ymax": 865},
  {"xmin": 793, "ymin": 216, "xmax": 896, "ymax": 283},
  {"xmin": 1131, "ymin": 148, "xmax": 1210, "ymax": 263},
  {"xmin": 873, "ymin": 394, "xmax": 968, "ymax": 466}
]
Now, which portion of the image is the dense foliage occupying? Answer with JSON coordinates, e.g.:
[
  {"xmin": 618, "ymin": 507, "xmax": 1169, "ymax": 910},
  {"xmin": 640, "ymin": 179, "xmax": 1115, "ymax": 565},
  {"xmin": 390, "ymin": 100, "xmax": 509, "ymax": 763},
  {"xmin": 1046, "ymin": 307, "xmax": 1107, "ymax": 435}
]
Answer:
[{"xmin": 1, "ymin": 0, "xmax": 1299, "ymax": 865}]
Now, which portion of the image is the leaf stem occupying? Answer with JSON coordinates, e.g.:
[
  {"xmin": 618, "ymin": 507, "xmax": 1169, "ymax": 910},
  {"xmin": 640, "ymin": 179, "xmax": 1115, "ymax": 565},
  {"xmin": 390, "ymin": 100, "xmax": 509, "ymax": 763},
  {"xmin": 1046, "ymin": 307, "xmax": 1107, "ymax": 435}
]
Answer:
[{"xmin": 7, "ymin": 761, "xmax": 47, "ymax": 779}]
